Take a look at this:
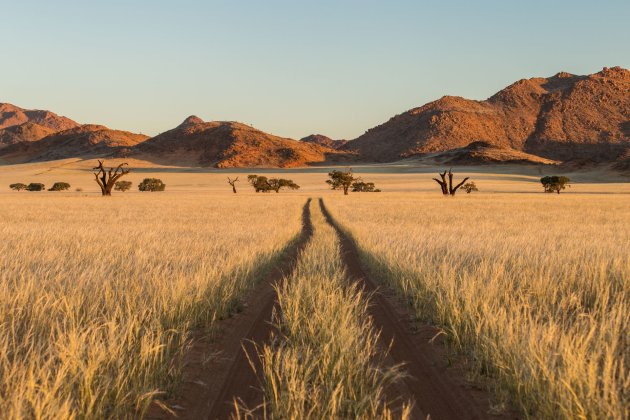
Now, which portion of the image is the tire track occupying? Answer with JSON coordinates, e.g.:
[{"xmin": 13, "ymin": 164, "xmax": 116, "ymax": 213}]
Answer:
[
  {"xmin": 319, "ymin": 198, "xmax": 510, "ymax": 420},
  {"xmin": 146, "ymin": 198, "xmax": 313, "ymax": 420}
]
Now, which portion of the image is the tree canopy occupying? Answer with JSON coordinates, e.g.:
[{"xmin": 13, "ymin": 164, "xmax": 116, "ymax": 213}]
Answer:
[{"xmin": 540, "ymin": 176, "xmax": 570, "ymax": 194}]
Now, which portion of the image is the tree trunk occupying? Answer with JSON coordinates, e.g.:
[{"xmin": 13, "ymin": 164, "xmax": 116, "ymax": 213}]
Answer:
[
  {"xmin": 232, "ymin": 185, "xmax": 237, "ymax": 193},
  {"xmin": 93, "ymin": 161, "xmax": 129, "ymax": 196},
  {"xmin": 432, "ymin": 170, "xmax": 449, "ymax": 195}
]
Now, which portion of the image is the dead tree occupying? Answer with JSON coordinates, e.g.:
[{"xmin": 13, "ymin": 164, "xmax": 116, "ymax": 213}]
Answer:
[
  {"xmin": 93, "ymin": 160, "xmax": 130, "ymax": 196},
  {"xmin": 227, "ymin": 176, "xmax": 239, "ymax": 193},
  {"xmin": 433, "ymin": 169, "xmax": 469, "ymax": 196}
]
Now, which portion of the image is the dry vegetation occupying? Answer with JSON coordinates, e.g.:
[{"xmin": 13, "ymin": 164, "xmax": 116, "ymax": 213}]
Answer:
[
  {"xmin": 245, "ymin": 199, "xmax": 409, "ymax": 419},
  {"xmin": 325, "ymin": 193, "xmax": 630, "ymax": 419},
  {"xmin": 0, "ymin": 193, "xmax": 304, "ymax": 418}
]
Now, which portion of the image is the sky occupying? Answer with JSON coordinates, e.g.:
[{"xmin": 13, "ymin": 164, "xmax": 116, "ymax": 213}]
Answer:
[{"xmin": 2, "ymin": 0, "xmax": 629, "ymax": 140}]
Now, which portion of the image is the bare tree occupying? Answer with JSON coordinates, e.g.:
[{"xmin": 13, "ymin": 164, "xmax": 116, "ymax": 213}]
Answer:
[
  {"xmin": 433, "ymin": 169, "xmax": 469, "ymax": 196},
  {"xmin": 227, "ymin": 176, "xmax": 239, "ymax": 193},
  {"xmin": 93, "ymin": 160, "xmax": 130, "ymax": 196}
]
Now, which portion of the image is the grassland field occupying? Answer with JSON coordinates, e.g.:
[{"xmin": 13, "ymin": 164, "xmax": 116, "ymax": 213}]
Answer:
[{"xmin": 0, "ymin": 158, "xmax": 628, "ymax": 419}]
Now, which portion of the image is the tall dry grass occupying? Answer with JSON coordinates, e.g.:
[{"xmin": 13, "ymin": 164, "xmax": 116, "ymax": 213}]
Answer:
[
  {"xmin": 325, "ymin": 193, "xmax": 630, "ymax": 419},
  {"xmin": 0, "ymin": 193, "xmax": 304, "ymax": 419},
  {"xmin": 246, "ymin": 199, "xmax": 409, "ymax": 419}
]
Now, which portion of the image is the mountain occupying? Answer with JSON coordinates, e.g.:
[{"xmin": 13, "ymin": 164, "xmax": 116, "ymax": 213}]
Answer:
[
  {"xmin": 133, "ymin": 116, "xmax": 336, "ymax": 168},
  {"xmin": 0, "ymin": 103, "xmax": 81, "ymax": 149},
  {"xmin": 0, "ymin": 124, "xmax": 149, "ymax": 163},
  {"xmin": 0, "ymin": 103, "xmax": 78, "ymax": 131},
  {"xmin": 0, "ymin": 122, "xmax": 57, "ymax": 148},
  {"xmin": 343, "ymin": 66, "xmax": 630, "ymax": 163},
  {"xmin": 301, "ymin": 134, "xmax": 349, "ymax": 149}
]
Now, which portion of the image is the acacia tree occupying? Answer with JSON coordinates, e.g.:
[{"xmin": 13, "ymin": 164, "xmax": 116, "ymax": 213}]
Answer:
[
  {"xmin": 268, "ymin": 178, "xmax": 300, "ymax": 193},
  {"xmin": 326, "ymin": 169, "xmax": 358, "ymax": 195},
  {"xmin": 248, "ymin": 175, "xmax": 271, "ymax": 192},
  {"xmin": 541, "ymin": 176, "xmax": 570, "ymax": 194},
  {"xmin": 227, "ymin": 177, "xmax": 239, "ymax": 193},
  {"xmin": 433, "ymin": 169, "xmax": 469, "ymax": 196},
  {"xmin": 93, "ymin": 160, "xmax": 130, "ymax": 196}
]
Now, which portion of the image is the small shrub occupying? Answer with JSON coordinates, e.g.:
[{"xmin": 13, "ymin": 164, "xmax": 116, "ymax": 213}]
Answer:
[
  {"xmin": 114, "ymin": 181, "xmax": 133, "ymax": 192},
  {"xmin": 351, "ymin": 181, "xmax": 381, "ymax": 192},
  {"xmin": 48, "ymin": 182, "xmax": 71, "ymax": 191},
  {"xmin": 541, "ymin": 176, "xmax": 570, "ymax": 194},
  {"xmin": 138, "ymin": 178, "xmax": 166, "ymax": 192},
  {"xmin": 76, "ymin": 188, "xmax": 83, "ymax": 192},
  {"xmin": 26, "ymin": 183, "xmax": 45, "ymax": 192},
  {"xmin": 462, "ymin": 182, "xmax": 479, "ymax": 193},
  {"xmin": 9, "ymin": 183, "xmax": 27, "ymax": 191}
]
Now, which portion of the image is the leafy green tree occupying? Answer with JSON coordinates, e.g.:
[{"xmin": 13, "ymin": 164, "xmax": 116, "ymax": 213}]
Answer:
[
  {"xmin": 326, "ymin": 169, "xmax": 358, "ymax": 195},
  {"xmin": 26, "ymin": 183, "xmax": 45, "ymax": 191},
  {"xmin": 9, "ymin": 183, "xmax": 27, "ymax": 191},
  {"xmin": 268, "ymin": 178, "xmax": 300, "ymax": 193},
  {"xmin": 48, "ymin": 182, "xmax": 71, "ymax": 191},
  {"xmin": 351, "ymin": 181, "xmax": 381, "ymax": 192},
  {"xmin": 138, "ymin": 178, "xmax": 166, "ymax": 192},
  {"xmin": 462, "ymin": 182, "xmax": 478, "ymax": 194},
  {"xmin": 540, "ymin": 176, "xmax": 570, "ymax": 194},
  {"xmin": 114, "ymin": 181, "xmax": 133, "ymax": 192},
  {"xmin": 247, "ymin": 175, "xmax": 272, "ymax": 192}
]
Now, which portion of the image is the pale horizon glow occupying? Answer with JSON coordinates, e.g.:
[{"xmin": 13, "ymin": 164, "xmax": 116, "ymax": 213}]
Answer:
[{"xmin": 2, "ymin": 0, "xmax": 629, "ymax": 140}]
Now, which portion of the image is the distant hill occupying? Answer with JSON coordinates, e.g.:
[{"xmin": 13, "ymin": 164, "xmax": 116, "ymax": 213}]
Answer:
[
  {"xmin": 0, "ymin": 103, "xmax": 78, "ymax": 131},
  {"xmin": 0, "ymin": 103, "xmax": 80, "ymax": 149},
  {"xmin": 343, "ymin": 67, "xmax": 630, "ymax": 163},
  {"xmin": 301, "ymin": 134, "xmax": 348, "ymax": 149},
  {"xmin": 133, "ymin": 116, "xmax": 336, "ymax": 168},
  {"xmin": 0, "ymin": 124, "xmax": 149, "ymax": 163}
]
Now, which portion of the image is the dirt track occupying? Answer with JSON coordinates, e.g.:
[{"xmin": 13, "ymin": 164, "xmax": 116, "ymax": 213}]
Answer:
[
  {"xmin": 148, "ymin": 197, "xmax": 512, "ymax": 420},
  {"xmin": 146, "ymin": 198, "xmax": 313, "ymax": 420},
  {"xmin": 319, "ymin": 198, "xmax": 513, "ymax": 420}
]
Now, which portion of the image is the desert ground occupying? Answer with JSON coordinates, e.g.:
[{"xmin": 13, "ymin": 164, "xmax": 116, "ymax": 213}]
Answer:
[{"xmin": 0, "ymin": 159, "xmax": 628, "ymax": 419}]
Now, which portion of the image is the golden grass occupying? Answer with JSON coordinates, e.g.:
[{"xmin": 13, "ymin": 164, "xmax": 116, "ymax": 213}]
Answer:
[
  {"xmin": 244, "ymin": 199, "xmax": 409, "ymax": 419},
  {"xmin": 0, "ymin": 193, "xmax": 304, "ymax": 419},
  {"xmin": 325, "ymin": 192, "xmax": 630, "ymax": 419}
]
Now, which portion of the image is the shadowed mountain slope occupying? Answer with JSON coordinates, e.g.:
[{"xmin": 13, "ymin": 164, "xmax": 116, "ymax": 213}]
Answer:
[{"xmin": 0, "ymin": 124, "xmax": 149, "ymax": 163}]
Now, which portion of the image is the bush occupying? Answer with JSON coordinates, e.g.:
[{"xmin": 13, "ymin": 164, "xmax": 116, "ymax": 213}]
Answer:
[
  {"xmin": 114, "ymin": 181, "xmax": 133, "ymax": 192},
  {"xmin": 48, "ymin": 182, "xmax": 71, "ymax": 191},
  {"xmin": 351, "ymin": 181, "xmax": 381, "ymax": 192},
  {"xmin": 462, "ymin": 182, "xmax": 479, "ymax": 193},
  {"xmin": 138, "ymin": 178, "xmax": 166, "ymax": 192},
  {"xmin": 247, "ymin": 175, "xmax": 300, "ymax": 193},
  {"xmin": 541, "ymin": 176, "xmax": 570, "ymax": 194},
  {"xmin": 9, "ymin": 183, "xmax": 27, "ymax": 191},
  {"xmin": 26, "ymin": 183, "xmax": 45, "ymax": 192}
]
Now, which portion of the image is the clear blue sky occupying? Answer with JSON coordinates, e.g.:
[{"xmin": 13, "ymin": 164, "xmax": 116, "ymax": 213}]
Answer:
[{"xmin": 2, "ymin": 0, "xmax": 629, "ymax": 140}]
